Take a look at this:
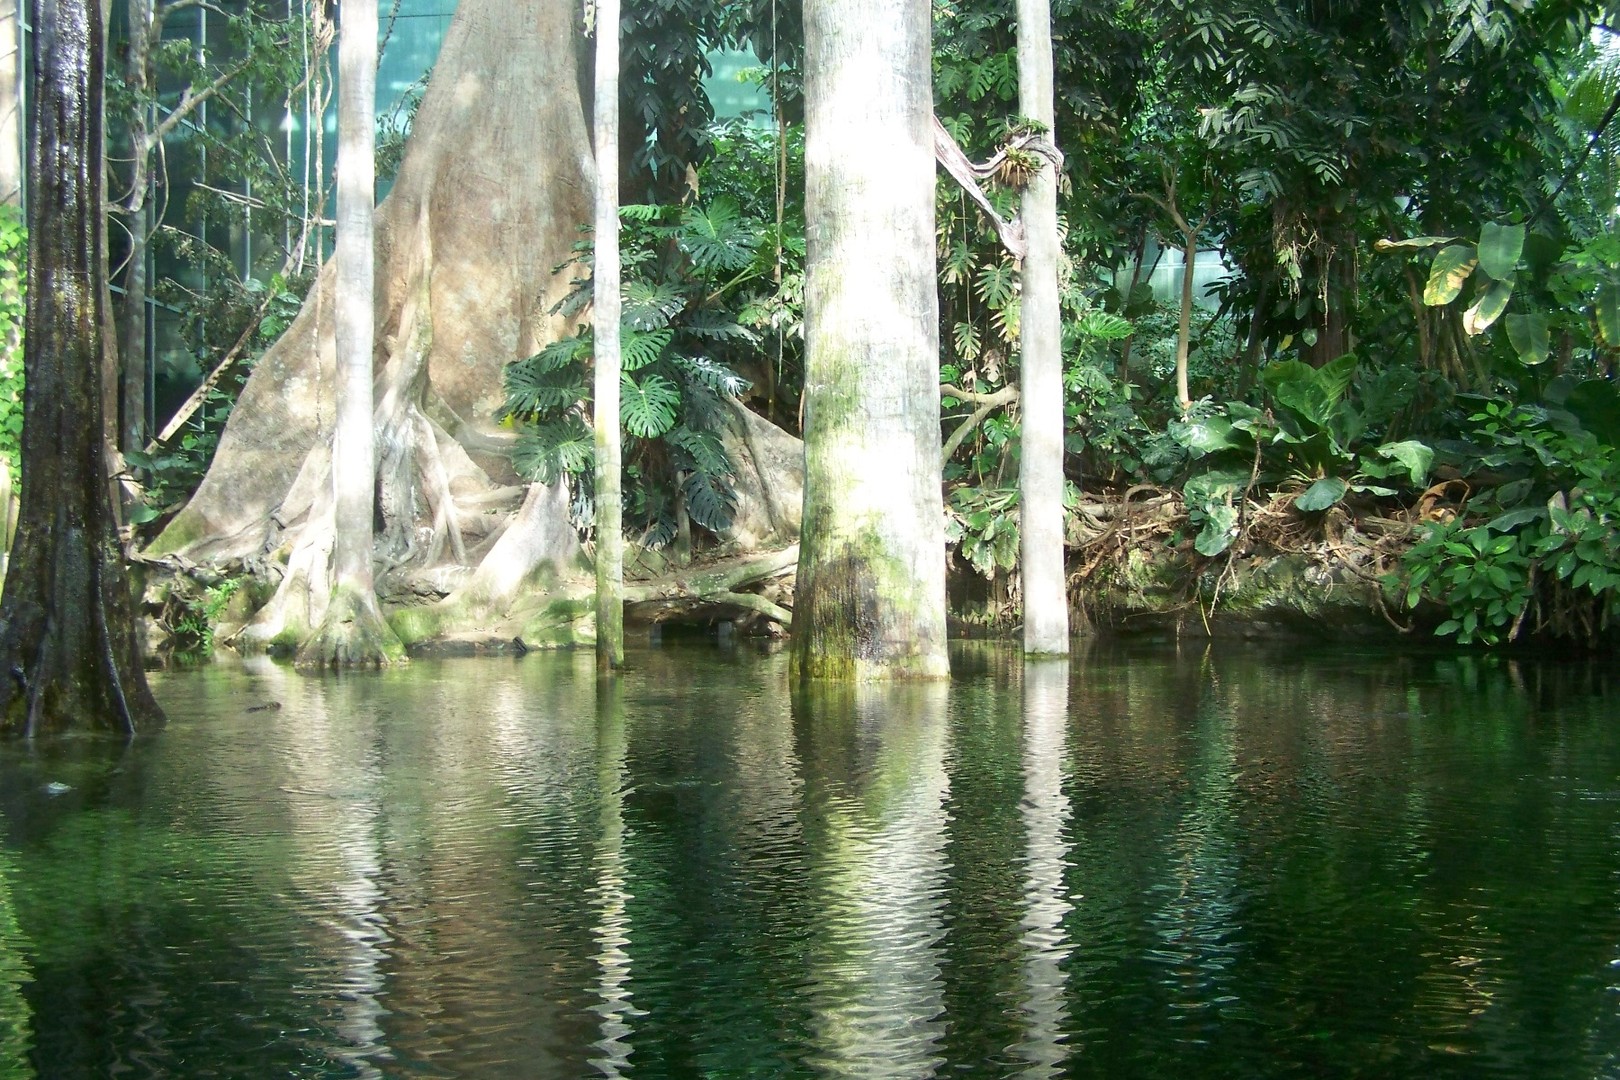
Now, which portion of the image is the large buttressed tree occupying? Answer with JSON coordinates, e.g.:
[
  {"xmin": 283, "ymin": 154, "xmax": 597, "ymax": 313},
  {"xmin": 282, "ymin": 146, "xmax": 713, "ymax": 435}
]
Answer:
[
  {"xmin": 148, "ymin": 0, "xmax": 594, "ymax": 643},
  {"xmin": 0, "ymin": 0, "xmax": 160, "ymax": 734},
  {"xmin": 792, "ymin": 0, "xmax": 949, "ymax": 681}
]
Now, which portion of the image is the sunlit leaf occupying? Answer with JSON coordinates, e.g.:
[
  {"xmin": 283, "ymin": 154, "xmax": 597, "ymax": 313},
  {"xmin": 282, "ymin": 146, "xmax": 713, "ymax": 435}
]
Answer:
[
  {"xmin": 1462, "ymin": 278, "xmax": 1512, "ymax": 335},
  {"xmin": 1374, "ymin": 235, "xmax": 1461, "ymax": 252},
  {"xmin": 1597, "ymin": 278, "xmax": 1620, "ymax": 346},
  {"xmin": 1424, "ymin": 244, "xmax": 1478, "ymax": 305},
  {"xmin": 1475, "ymin": 222, "xmax": 1525, "ymax": 281},
  {"xmin": 1371, "ymin": 440, "xmax": 1433, "ymax": 486}
]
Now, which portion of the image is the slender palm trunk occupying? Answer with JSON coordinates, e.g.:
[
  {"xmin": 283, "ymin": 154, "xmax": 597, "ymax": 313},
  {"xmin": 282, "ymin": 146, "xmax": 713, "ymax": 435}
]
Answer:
[
  {"xmin": 295, "ymin": 0, "xmax": 403, "ymax": 668},
  {"xmin": 593, "ymin": 0, "xmax": 624, "ymax": 672},
  {"xmin": 1017, "ymin": 0, "xmax": 1068, "ymax": 655},
  {"xmin": 792, "ymin": 0, "xmax": 948, "ymax": 681}
]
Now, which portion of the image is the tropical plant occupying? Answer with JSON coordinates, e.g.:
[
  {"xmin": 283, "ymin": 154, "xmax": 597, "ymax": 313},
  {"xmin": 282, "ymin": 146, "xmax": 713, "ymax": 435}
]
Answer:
[
  {"xmin": 505, "ymin": 128, "xmax": 803, "ymax": 550},
  {"xmin": 0, "ymin": 205, "xmax": 24, "ymax": 477},
  {"xmin": 1394, "ymin": 392, "xmax": 1620, "ymax": 644}
]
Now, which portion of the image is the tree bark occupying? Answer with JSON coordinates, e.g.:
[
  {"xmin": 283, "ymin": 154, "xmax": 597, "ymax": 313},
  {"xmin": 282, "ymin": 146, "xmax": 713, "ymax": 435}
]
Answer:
[
  {"xmin": 295, "ymin": 0, "xmax": 402, "ymax": 669},
  {"xmin": 0, "ymin": 0, "xmax": 161, "ymax": 735},
  {"xmin": 1016, "ymin": 0, "xmax": 1068, "ymax": 656},
  {"xmin": 117, "ymin": 0, "xmax": 153, "ymax": 454},
  {"xmin": 148, "ymin": 0, "xmax": 595, "ymax": 641},
  {"xmin": 1176, "ymin": 232, "xmax": 1195, "ymax": 413},
  {"xmin": 593, "ymin": 0, "xmax": 624, "ymax": 672},
  {"xmin": 791, "ymin": 0, "xmax": 948, "ymax": 681}
]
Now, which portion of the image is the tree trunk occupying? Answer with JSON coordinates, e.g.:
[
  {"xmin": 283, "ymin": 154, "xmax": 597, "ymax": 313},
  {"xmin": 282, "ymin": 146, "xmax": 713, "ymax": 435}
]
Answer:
[
  {"xmin": 1176, "ymin": 232, "xmax": 1195, "ymax": 414},
  {"xmin": 0, "ymin": 0, "xmax": 161, "ymax": 735},
  {"xmin": 593, "ymin": 0, "xmax": 624, "ymax": 672},
  {"xmin": 1016, "ymin": 0, "xmax": 1068, "ymax": 656},
  {"xmin": 295, "ymin": 0, "xmax": 402, "ymax": 669},
  {"xmin": 117, "ymin": 0, "xmax": 153, "ymax": 454},
  {"xmin": 791, "ymin": 0, "xmax": 948, "ymax": 682},
  {"xmin": 148, "ymin": 0, "xmax": 595, "ymax": 643}
]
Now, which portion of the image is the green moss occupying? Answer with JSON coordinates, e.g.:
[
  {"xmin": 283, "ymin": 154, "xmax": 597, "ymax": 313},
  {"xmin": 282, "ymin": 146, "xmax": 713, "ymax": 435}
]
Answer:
[
  {"xmin": 791, "ymin": 523, "xmax": 948, "ymax": 682},
  {"xmin": 519, "ymin": 596, "xmax": 595, "ymax": 649},
  {"xmin": 388, "ymin": 605, "xmax": 443, "ymax": 647},
  {"xmin": 144, "ymin": 510, "xmax": 207, "ymax": 559}
]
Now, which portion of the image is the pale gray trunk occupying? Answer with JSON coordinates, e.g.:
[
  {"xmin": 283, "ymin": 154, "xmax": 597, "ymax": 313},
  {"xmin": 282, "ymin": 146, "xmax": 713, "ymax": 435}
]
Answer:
[
  {"xmin": 792, "ymin": 0, "xmax": 948, "ymax": 681},
  {"xmin": 0, "ymin": 0, "xmax": 20, "ymax": 205},
  {"xmin": 1016, "ymin": 0, "xmax": 1068, "ymax": 655},
  {"xmin": 592, "ymin": 0, "xmax": 624, "ymax": 670},
  {"xmin": 294, "ymin": 0, "xmax": 402, "ymax": 668},
  {"xmin": 331, "ymin": 0, "xmax": 377, "ymax": 597}
]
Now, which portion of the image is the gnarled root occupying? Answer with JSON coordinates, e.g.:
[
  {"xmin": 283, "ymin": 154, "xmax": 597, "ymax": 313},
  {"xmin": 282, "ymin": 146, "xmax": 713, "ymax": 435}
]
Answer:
[{"xmin": 295, "ymin": 583, "xmax": 406, "ymax": 670}]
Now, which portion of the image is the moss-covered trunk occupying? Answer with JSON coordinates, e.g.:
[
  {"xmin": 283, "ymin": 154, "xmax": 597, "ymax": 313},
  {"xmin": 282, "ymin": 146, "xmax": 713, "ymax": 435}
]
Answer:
[
  {"xmin": 792, "ymin": 0, "xmax": 948, "ymax": 682},
  {"xmin": 592, "ymin": 0, "xmax": 624, "ymax": 672},
  {"xmin": 296, "ymin": 0, "xmax": 402, "ymax": 669},
  {"xmin": 0, "ymin": 0, "xmax": 160, "ymax": 735},
  {"xmin": 1016, "ymin": 0, "xmax": 1068, "ymax": 656}
]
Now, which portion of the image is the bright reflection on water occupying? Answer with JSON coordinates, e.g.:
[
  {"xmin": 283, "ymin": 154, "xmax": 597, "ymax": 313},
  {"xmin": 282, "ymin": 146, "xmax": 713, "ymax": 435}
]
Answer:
[{"xmin": 0, "ymin": 643, "xmax": 1618, "ymax": 1078}]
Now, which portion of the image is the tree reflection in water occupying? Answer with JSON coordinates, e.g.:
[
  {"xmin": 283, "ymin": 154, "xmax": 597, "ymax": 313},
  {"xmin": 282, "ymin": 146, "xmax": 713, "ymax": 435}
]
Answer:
[{"xmin": 794, "ymin": 681, "xmax": 952, "ymax": 1078}]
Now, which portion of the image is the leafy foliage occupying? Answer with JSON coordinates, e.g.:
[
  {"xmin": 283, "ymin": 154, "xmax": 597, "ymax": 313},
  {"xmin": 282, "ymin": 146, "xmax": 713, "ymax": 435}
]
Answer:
[
  {"xmin": 0, "ymin": 206, "xmax": 24, "ymax": 478},
  {"xmin": 1393, "ymin": 392, "xmax": 1620, "ymax": 644},
  {"xmin": 504, "ymin": 122, "xmax": 804, "ymax": 548}
]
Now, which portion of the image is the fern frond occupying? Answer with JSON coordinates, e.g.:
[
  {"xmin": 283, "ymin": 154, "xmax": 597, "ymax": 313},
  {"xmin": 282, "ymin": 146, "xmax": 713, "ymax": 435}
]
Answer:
[{"xmin": 674, "ymin": 354, "xmax": 751, "ymax": 398}]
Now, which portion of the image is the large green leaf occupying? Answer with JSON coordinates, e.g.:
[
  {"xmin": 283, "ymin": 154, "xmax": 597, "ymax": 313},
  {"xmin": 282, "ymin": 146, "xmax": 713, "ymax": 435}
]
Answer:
[
  {"xmin": 1462, "ymin": 278, "xmax": 1513, "ymax": 335},
  {"xmin": 1194, "ymin": 504, "xmax": 1239, "ymax": 557},
  {"xmin": 1597, "ymin": 278, "xmax": 1620, "ymax": 346},
  {"xmin": 1294, "ymin": 476, "xmax": 1347, "ymax": 512},
  {"xmin": 1476, "ymin": 222, "xmax": 1525, "ymax": 281},
  {"xmin": 680, "ymin": 197, "xmax": 758, "ymax": 273},
  {"xmin": 681, "ymin": 470, "xmax": 737, "ymax": 532},
  {"xmin": 1168, "ymin": 416, "xmax": 1246, "ymax": 457},
  {"xmin": 621, "ymin": 372, "xmax": 680, "ymax": 438},
  {"xmin": 621, "ymin": 327, "xmax": 672, "ymax": 371},
  {"xmin": 1424, "ymin": 244, "xmax": 1478, "ymax": 305},
  {"xmin": 1505, "ymin": 313, "xmax": 1550, "ymax": 365},
  {"xmin": 1371, "ymin": 440, "xmax": 1433, "ymax": 486}
]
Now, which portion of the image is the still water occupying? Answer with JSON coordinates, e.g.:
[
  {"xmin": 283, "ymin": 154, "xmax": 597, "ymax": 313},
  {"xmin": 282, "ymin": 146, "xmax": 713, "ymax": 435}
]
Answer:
[{"xmin": 0, "ymin": 642, "xmax": 1616, "ymax": 1078}]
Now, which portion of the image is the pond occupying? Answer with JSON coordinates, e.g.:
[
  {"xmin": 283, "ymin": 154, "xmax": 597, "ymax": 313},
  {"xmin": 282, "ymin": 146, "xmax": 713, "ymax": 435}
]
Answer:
[{"xmin": 0, "ymin": 642, "xmax": 1616, "ymax": 1078}]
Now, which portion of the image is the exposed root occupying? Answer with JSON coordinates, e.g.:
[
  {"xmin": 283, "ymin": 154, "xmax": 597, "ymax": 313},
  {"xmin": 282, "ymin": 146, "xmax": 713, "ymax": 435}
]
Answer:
[
  {"xmin": 295, "ymin": 583, "xmax": 406, "ymax": 670},
  {"xmin": 623, "ymin": 544, "xmax": 798, "ymax": 631}
]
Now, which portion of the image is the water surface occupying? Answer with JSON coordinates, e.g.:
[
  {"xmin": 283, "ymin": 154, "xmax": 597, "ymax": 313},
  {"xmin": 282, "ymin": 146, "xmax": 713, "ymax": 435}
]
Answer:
[{"xmin": 0, "ymin": 642, "xmax": 1616, "ymax": 1078}]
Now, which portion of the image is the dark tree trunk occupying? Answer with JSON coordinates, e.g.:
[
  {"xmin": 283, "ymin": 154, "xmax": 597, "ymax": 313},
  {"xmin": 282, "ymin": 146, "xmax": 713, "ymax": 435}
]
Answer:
[{"xmin": 0, "ymin": 0, "xmax": 161, "ymax": 735}]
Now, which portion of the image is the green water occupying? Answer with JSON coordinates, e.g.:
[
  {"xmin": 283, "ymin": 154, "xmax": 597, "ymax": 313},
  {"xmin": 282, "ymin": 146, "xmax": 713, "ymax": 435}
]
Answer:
[{"xmin": 0, "ymin": 642, "xmax": 1616, "ymax": 1078}]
